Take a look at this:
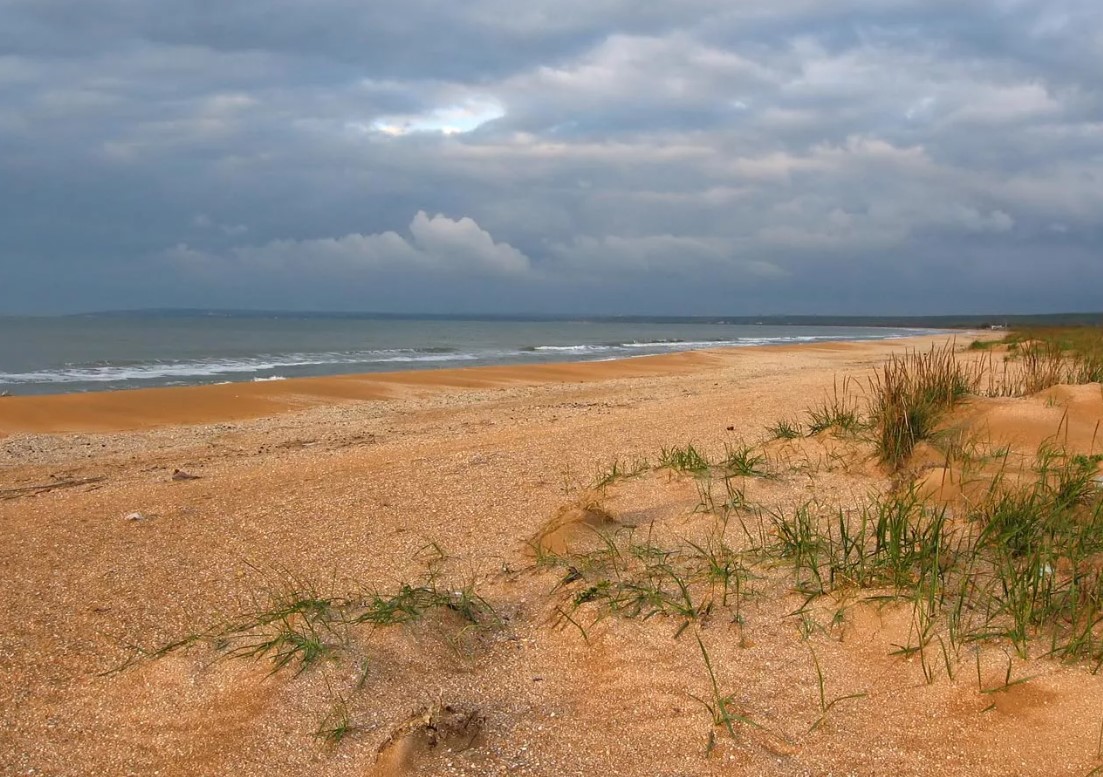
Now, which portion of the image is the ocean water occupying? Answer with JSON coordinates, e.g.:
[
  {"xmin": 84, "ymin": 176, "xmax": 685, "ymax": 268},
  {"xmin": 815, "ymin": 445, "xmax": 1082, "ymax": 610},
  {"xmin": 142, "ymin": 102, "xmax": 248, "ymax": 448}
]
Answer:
[{"xmin": 0, "ymin": 315, "xmax": 936, "ymax": 396}]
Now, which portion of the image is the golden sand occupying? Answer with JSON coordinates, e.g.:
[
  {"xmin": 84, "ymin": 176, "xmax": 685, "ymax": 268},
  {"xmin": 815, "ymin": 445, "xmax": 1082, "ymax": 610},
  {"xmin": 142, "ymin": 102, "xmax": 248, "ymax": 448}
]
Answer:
[
  {"xmin": 0, "ymin": 349, "xmax": 729, "ymax": 435},
  {"xmin": 3, "ymin": 335, "xmax": 1103, "ymax": 776}
]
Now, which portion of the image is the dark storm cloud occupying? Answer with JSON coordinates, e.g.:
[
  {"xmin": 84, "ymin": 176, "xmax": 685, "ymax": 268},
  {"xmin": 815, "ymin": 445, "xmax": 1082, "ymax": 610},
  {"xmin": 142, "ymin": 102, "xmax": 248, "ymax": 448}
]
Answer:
[{"xmin": 0, "ymin": 0, "xmax": 1100, "ymax": 314}]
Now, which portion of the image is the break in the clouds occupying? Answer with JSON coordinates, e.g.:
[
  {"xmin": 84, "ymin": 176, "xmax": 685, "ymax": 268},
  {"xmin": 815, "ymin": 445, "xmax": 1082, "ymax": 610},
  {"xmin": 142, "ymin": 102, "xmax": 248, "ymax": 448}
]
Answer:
[{"xmin": 1, "ymin": 0, "xmax": 1101, "ymax": 315}]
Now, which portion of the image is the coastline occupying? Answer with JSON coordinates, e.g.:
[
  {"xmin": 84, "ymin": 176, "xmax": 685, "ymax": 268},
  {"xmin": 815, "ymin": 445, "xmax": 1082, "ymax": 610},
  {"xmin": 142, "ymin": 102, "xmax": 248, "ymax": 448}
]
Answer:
[
  {"xmin": 15, "ymin": 329, "xmax": 1097, "ymax": 777},
  {"xmin": 0, "ymin": 316, "xmax": 940, "ymax": 398},
  {"xmin": 0, "ymin": 333, "xmax": 957, "ymax": 435}
]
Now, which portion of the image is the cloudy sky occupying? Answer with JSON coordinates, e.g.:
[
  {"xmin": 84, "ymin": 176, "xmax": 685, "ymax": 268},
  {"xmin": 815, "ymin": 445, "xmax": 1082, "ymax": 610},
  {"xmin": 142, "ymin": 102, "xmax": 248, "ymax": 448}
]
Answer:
[{"xmin": 1, "ymin": 1, "xmax": 1100, "ymax": 316}]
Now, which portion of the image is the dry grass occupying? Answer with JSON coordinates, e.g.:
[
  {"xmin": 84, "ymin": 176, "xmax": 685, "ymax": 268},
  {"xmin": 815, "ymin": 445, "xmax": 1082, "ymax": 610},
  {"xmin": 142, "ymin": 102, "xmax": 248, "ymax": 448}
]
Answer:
[
  {"xmin": 979, "ymin": 327, "xmax": 1103, "ymax": 396},
  {"xmin": 868, "ymin": 342, "xmax": 980, "ymax": 469}
]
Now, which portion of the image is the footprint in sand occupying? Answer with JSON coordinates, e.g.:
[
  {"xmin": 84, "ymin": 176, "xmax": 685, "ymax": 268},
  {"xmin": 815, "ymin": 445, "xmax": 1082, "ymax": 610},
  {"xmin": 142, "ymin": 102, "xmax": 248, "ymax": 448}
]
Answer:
[{"xmin": 371, "ymin": 703, "xmax": 484, "ymax": 776}]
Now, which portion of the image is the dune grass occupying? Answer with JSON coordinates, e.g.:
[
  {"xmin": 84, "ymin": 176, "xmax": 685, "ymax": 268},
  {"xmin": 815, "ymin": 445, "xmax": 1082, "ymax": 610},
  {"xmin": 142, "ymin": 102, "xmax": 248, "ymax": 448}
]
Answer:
[
  {"xmin": 868, "ymin": 342, "xmax": 979, "ymax": 469},
  {"xmin": 119, "ymin": 329, "xmax": 1103, "ymax": 759},
  {"xmin": 538, "ymin": 521, "xmax": 757, "ymax": 641},
  {"xmin": 659, "ymin": 444, "xmax": 711, "ymax": 474},
  {"xmin": 691, "ymin": 633, "xmax": 787, "ymax": 753},
  {"xmin": 315, "ymin": 698, "xmax": 357, "ymax": 745},
  {"xmin": 593, "ymin": 457, "xmax": 650, "ymax": 492},
  {"xmin": 761, "ymin": 446, "xmax": 1103, "ymax": 666},
  {"xmin": 766, "ymin": 418, "xmax": 804, "ymax": 440},
  {"xmin": 721, "ymin": 442, "xmax": 771, "ymax": 478},
  {"xmin": 866, "ymin": 329, "xmax": 1100, "ymax": 469},
  {"xmin": 979, "ymin": 326, "xmax": 1103, "ymax": 396},
  {"xmin": 806, "ymin": 379, "xmax": 865, "ymax": 436},
  {"xmin": 144, "ymin": 561, "xmax": 497, "ymax": 678}
]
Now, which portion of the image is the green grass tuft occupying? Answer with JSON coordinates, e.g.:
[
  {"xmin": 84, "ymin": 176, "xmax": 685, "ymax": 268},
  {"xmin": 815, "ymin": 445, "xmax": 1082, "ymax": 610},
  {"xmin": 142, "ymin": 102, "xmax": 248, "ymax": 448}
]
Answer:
[
  {"xmin": 806, "ymin": 380, "xmax": 865, "ymax": 436},
  {"xmin": 869, "ymin": 342, "xmax": 978, "ymax": 469},
  {"xmin": 767, "ymin": 419, "xmax": 804, "ymax": 440},
  {"xmin": 659, "ymin": 444, "xmax": 711, "ymax": 474},
  {"xmin": 721, "ymin": 442, "xmax": 770, "ymax": 478}
]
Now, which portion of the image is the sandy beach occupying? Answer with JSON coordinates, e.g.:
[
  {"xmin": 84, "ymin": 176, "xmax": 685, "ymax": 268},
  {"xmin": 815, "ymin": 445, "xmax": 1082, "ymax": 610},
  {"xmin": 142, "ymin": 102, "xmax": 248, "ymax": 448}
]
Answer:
[{"xmin": 4, "ymin": 333, "xmax": 1103, "ymax": 776}]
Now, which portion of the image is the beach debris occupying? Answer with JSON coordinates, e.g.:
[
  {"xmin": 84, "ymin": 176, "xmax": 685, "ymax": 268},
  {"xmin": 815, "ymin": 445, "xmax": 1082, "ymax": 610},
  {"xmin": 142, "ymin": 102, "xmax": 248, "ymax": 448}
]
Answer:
[
  {"xmin": 373, "ymin": 704, "xmax": 484, "ymax": 775},
  {"xmin": 0, "ymin": 476, "xmax": 107, "ymax": 500},
  {"xmin": 124, "ymin": 511, "xmax": 150, "ymax": 522},
  {"xmin": 171, "ymin": 468, "xmax": 201, "ymax": 481}
]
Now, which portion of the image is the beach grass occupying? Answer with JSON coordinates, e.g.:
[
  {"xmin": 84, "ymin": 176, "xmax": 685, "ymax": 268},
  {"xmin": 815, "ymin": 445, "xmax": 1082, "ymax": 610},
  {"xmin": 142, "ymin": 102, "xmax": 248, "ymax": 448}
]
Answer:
[
  {"xmin": 806, "ymin": 378, "xmax": 866, "ymax": 436},
  {"xmin": 721, "ymin": 442, "xmax": 771, "ymax": 478},
  {"xmin": 767, "ymin": 418, "xmax": 804, "ymax": 440},
  {"xmin": 144, "ymin": 561, "xmax": 498, "ymax": 680},
  {"xmin": 91, "ymin": 330, "xmax": 1103, "ymax": 769},
  {"xmin": 868, "ymin": 342, "xmax": 978, "ymax": 469},
  {"xmin": 978, "ymin": 326, "xmax": 1103, "ymax": 396},
  {"xmin": 659, "ymin": 444, "xmax": 711, "ymax": 474}
]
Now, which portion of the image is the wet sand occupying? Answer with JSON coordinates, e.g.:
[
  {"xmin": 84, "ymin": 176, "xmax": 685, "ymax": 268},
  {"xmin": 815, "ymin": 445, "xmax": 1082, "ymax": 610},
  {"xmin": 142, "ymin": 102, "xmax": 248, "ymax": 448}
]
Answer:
[{"xmin": 0, "ymin": 349, "xmax": 743, "ymax": 435}]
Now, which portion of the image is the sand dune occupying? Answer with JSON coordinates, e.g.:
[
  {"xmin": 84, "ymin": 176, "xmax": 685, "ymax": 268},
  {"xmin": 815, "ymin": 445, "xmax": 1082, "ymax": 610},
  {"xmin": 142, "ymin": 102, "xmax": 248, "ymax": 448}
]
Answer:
[{"xmin": 4, "ymin": 334, "xmax": 1103, "ymax": 776}]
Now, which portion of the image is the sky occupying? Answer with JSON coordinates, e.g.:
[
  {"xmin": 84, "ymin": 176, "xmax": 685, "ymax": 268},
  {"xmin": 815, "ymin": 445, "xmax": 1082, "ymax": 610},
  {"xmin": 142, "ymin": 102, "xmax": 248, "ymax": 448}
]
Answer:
[{"xmin": 1, "ymin": 1, "xmax": 1101, "ymax": 316}]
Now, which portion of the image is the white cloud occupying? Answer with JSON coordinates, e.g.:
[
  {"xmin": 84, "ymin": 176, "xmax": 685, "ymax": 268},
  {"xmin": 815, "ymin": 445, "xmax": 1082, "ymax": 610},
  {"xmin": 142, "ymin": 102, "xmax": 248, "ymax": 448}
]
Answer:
[{"xmin": 167, "ymin": 211, "xmax": 532, "ymax": 278}]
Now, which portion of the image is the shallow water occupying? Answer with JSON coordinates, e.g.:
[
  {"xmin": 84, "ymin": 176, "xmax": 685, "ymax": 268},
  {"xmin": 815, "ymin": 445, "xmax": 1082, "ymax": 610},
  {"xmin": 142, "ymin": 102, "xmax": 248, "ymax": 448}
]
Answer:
[{"xmin": 0, "ymin": 315, "xmax": 934, "ymax": 395}]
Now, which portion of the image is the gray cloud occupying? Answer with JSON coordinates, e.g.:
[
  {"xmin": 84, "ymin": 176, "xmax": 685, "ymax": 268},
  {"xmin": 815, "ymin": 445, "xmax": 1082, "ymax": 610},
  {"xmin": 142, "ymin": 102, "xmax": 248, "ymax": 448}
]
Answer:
[{"xmin": 0, "ymin": 0, "xmax": 1100, "ymax": 315}]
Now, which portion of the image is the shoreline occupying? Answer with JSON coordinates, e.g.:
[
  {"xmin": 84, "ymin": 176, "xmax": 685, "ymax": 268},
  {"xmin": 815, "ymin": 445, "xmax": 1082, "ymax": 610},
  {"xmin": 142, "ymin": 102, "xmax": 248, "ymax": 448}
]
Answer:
[
  {"xmin": 8, "ymin": 327, "xmax": 1100, "ymax": 777},
  {"xmin": 0, "ymin": 319, "xmax": 945, "ymax": 400},
  {"xmin": 0, "ymin": 334, "xmax": 960, "ymax": 435}
]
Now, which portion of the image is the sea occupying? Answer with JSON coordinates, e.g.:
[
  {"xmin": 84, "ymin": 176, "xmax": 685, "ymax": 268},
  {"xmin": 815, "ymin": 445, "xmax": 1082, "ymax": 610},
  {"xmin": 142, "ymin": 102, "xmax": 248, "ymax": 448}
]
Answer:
[{"xmin": 0, "ymin": 314, "xmax": 938, "ymax": 396}]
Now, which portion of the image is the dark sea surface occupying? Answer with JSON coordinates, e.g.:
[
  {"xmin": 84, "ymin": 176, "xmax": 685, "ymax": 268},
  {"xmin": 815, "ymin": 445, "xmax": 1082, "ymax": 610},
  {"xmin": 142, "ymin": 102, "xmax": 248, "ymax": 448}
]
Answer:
[{"xmin": 0, "ymin": 315, "xmax": 940, "ymax": 396}]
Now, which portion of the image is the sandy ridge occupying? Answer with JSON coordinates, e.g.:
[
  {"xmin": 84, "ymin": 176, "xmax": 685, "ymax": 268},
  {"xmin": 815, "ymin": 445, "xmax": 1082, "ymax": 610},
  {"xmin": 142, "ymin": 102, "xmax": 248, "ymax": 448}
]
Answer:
[{"xmin": 10, "ymin": 333, "xmax": 1101, "ymax": 777}]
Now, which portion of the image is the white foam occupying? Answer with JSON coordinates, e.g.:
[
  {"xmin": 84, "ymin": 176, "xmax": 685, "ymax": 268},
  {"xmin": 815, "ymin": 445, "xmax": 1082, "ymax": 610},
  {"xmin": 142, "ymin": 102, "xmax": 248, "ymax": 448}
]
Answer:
[
  {"xmin": 369, "ymin": 353, "xmax": 479, "ymax": 363},
  {"xmin": 620, "ymin": 339, "xmax": 734, "ymax": 349},
  {"xmin": 0, "ymin": 328, "xmax": 944, "ymax": 389},
  {"xmin": 532, "ymin": 344, "xmax": 611, "ymax": 352},
  {"xmin": 0, "ymin": 348, "xmax": 480, "ymax": 385}
]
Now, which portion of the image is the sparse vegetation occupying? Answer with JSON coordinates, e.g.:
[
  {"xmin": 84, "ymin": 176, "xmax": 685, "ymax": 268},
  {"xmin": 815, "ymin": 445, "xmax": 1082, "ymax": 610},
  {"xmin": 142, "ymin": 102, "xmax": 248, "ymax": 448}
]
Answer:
[
  {"xmin": 546, "ymin": 527, "xmax": 719, "ymax": 638},
  {"xmin": 315, "ymin": 698, "xmax": 357, "ymax": 745},
  {"xmin": 981, "ymin": 326, "xmax": 1103, "ymax": 396},
  {"xmin": 807, "ymin": 647, "xmax": 866, "ymax": 732},
  {"xmin": 968, "ymin": 338, "xmax": 1002, "ymax": 351},
  {"xmin": 593, "ymin": 457, "xmax": 650, "ymax": 491},
  {"xmin": 530, "ymin": 413, "xmax": 1102, "ymax": 755},
  {"xmin": 691, "ymin": 633, "xmax": 783, "ymax": 753},
  {"xmin": 109, "ymin": 328, "xmax": 1103, "ymax": 768},
  {"xmin": 144, "ymin": 560, "xmax": 497, "ymax": 675},
  {"xmin": 868, "ymin": 342, "xmax": 979, "ymax": 469},
  {"xmin": 760, "ymin": 447, "xmax": 1103, "ymax": 666},
  {"xmin": 806, "ymin": 379, "xmax": 865, "ymax": 436},
  {"xmin": 659, "ymin": 444, "xmax": 711, "ymax": 474},
  {"xmin": 721, "ymin": 442, "xmax": 771, "ymax": 478},
  {"xmin": 767, "ymin": 418, "xmax": 804, "ymax": 440}
]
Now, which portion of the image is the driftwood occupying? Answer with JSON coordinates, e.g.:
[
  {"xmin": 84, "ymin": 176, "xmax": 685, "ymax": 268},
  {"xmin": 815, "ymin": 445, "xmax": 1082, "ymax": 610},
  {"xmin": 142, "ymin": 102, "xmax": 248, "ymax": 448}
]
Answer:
[{"xmin": 0, "ymin": 476, "xmax": 107, "ymax": 499}]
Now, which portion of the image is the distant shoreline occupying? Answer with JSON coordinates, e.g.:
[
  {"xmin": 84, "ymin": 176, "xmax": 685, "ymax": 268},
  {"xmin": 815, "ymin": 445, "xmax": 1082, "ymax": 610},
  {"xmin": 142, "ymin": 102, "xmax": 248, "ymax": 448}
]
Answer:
[
  {"xmin": 0, "ymin": 333, "xmax": 964, "ymax": 435},
  {"xmin": 6, "ymin": 309, "xmax": 1101, "ymax": 328},
  {"xmin": 0, "ymin": 318, "xmax": 943, "ymax": 397}
]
